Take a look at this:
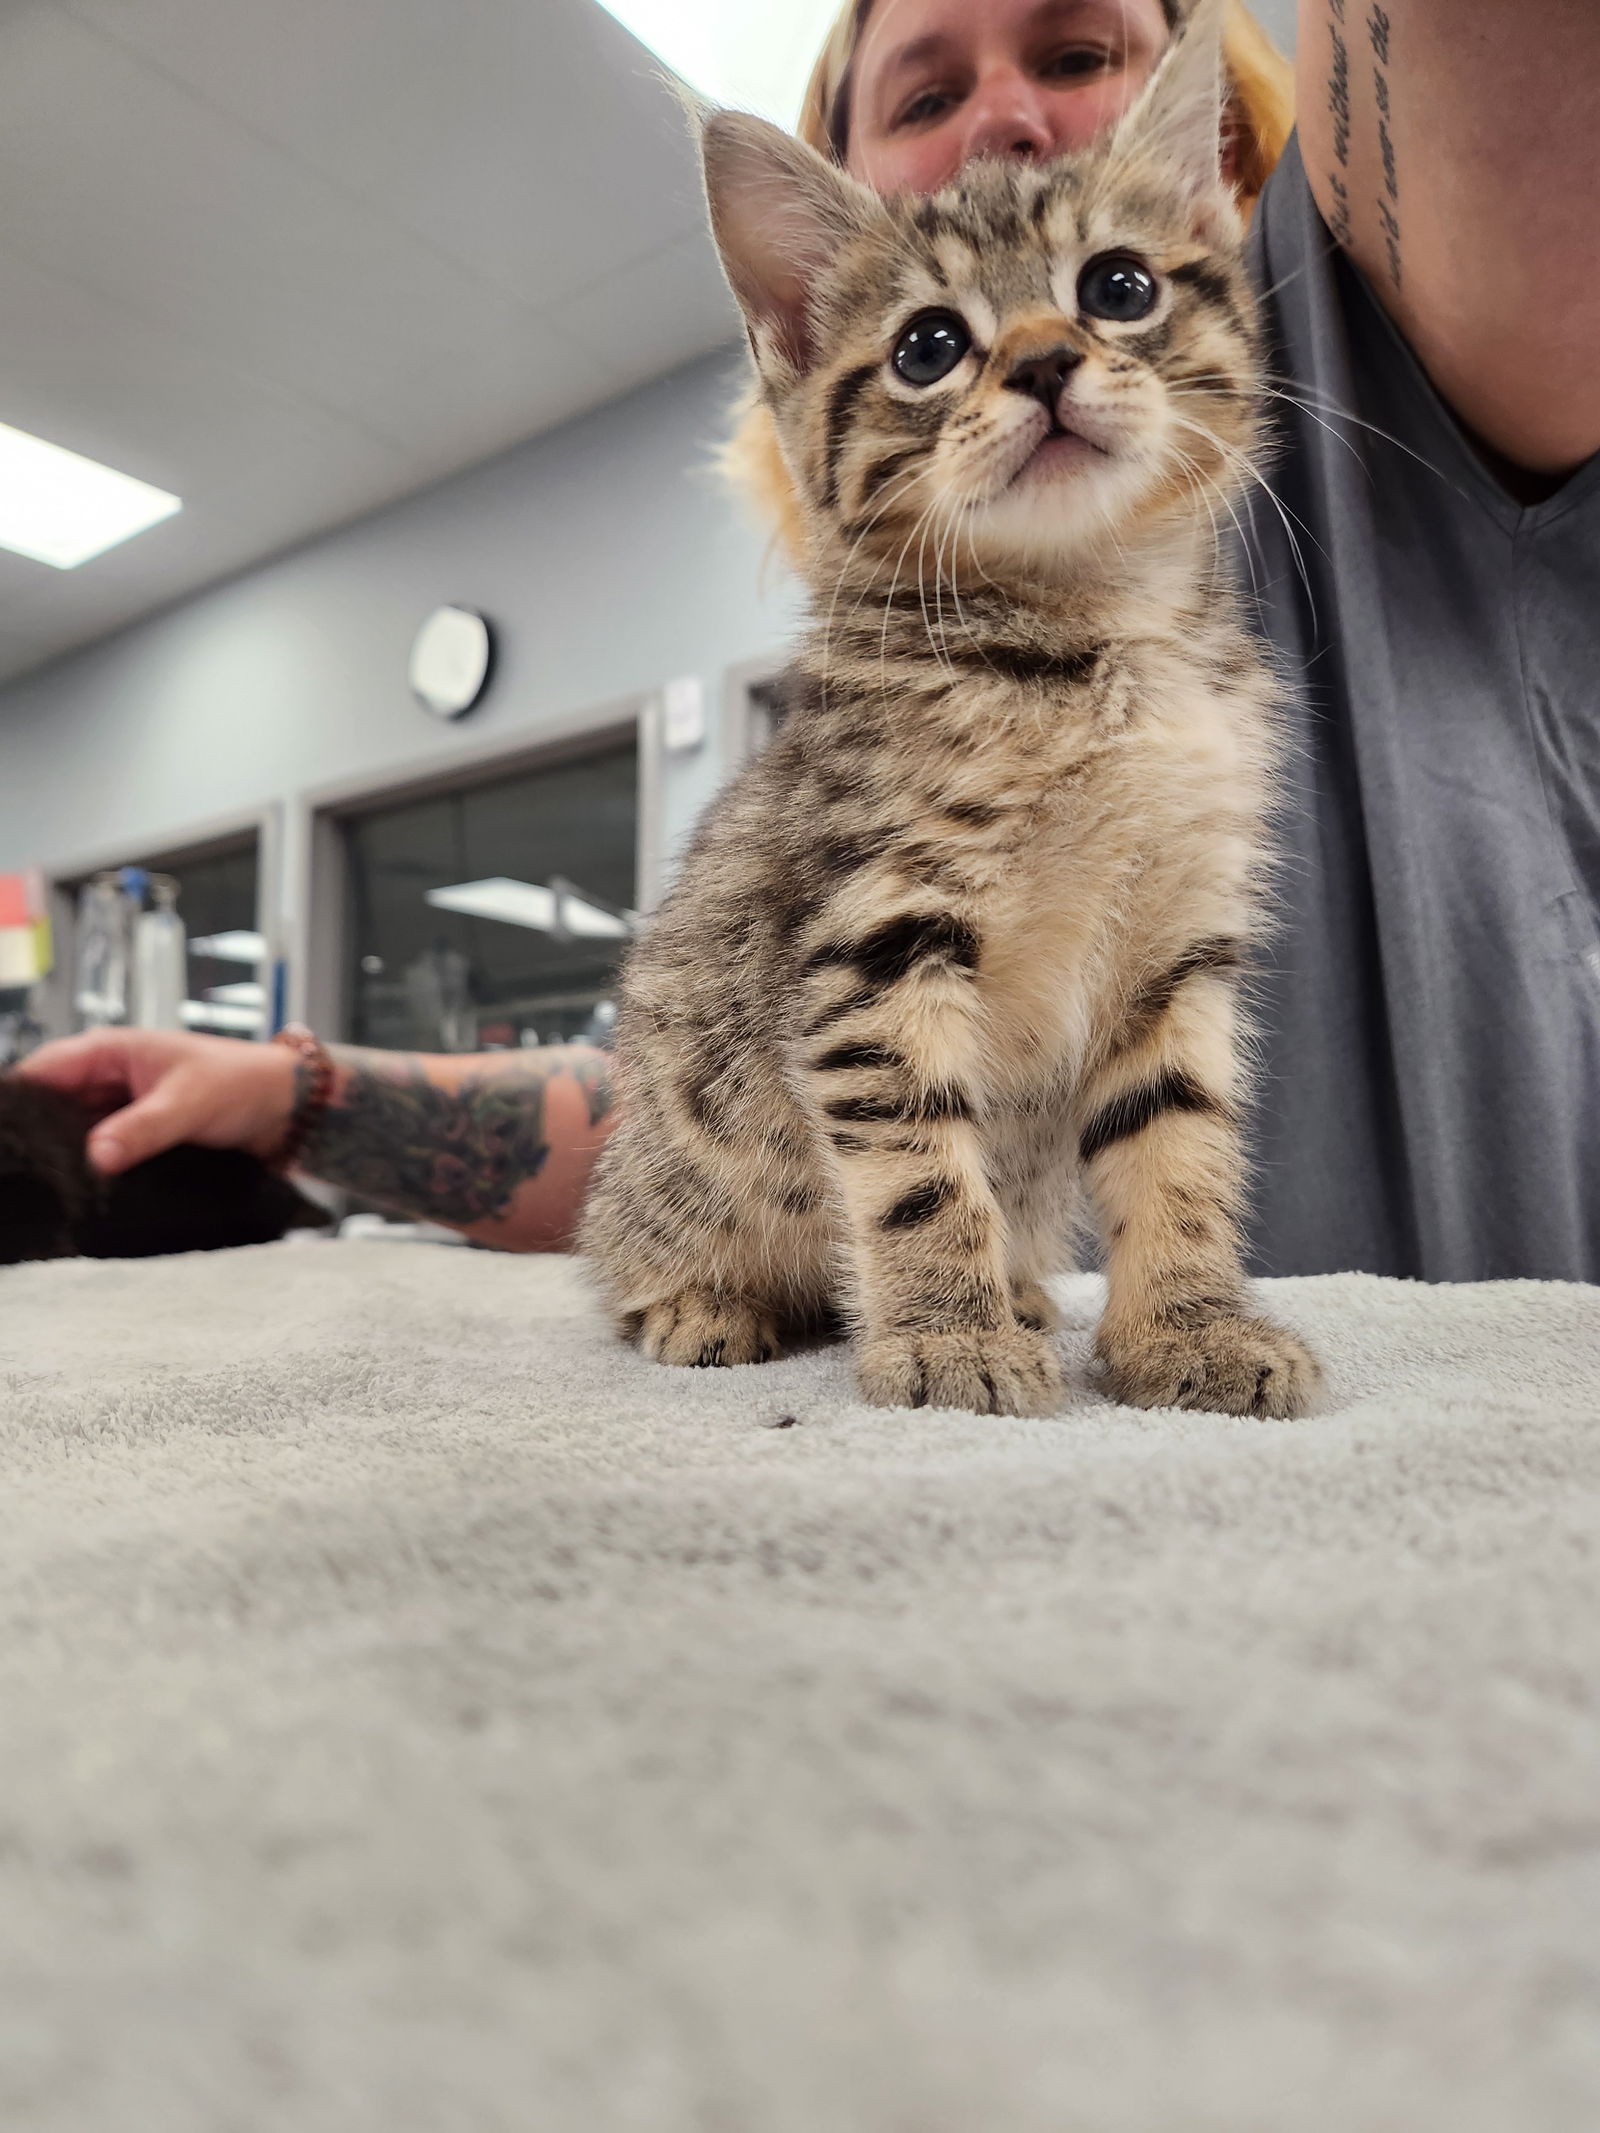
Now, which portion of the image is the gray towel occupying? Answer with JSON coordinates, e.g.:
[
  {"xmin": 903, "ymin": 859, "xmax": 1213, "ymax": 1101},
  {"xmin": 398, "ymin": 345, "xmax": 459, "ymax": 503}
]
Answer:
[{"xmin": 3, "ymin": 1242, "xmax": 1598, "ymax": 2131}]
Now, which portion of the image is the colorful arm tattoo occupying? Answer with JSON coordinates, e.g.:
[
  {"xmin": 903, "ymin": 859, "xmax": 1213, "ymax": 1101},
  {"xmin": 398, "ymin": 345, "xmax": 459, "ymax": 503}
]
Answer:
[{"xmin": 299, "ymin": 1047, "xmax": 611, "ymax": 1226}]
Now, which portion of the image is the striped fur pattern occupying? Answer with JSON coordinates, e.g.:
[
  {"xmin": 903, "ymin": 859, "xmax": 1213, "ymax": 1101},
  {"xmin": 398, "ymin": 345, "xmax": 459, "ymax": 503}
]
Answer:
[{"xmin": 583, "ymin": 6, "xmax": 1320, "ymax": 1418}]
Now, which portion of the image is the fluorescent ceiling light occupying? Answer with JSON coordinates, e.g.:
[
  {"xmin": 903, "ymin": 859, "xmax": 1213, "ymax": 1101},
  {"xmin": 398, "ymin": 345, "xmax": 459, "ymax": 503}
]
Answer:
[
  {"xmin": 553, "ymin": 877, "xmax": 633, "ymax": 939},
  {"xmin": 180, "ymin": 999, "xmax": 263, "ymax": 1033},
  {"xmin": 189, "ymin": 931, "xmax": 267, "ymax": 964},
  {"xmin": 426, "ymin": 878, "xmax": 630, "ymax": 939},
  {"xmin": 593, "ymin": 0, "xmax": 843, "ymax": 127},
  {"xmin": 429, "ymin": 878, "xmax": 558, "ymax": 931},
  {"xmin": 0, "ymin": 420, "xmax": 180, "ymax": 569},
  {"xmin": 205, "ymin": 981, "xmax": 266, "ymax": 1007}
]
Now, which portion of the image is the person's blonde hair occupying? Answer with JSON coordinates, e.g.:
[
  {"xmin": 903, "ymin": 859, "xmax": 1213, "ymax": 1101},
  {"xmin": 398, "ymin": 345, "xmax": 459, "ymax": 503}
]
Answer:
[{"xmin": 727, "ymin": 0, "xmax": 1295, "ymax": 559}]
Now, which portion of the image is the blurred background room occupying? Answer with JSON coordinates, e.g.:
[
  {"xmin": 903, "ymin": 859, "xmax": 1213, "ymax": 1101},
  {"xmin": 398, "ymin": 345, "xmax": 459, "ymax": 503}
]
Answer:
[{"xmin": 0, "ymin": 0, "xmax": 1295, "ymax": 1069}]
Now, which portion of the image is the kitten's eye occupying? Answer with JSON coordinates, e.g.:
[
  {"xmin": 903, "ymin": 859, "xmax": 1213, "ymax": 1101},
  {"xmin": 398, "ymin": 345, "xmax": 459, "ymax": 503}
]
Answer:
[
  {"xmin": 1077, "ymin": 254, "xmax": 1159, "ymax": 323},
  {"xmin": 891, "ymin": 311, "xmax": 972, "ymax": 387}
]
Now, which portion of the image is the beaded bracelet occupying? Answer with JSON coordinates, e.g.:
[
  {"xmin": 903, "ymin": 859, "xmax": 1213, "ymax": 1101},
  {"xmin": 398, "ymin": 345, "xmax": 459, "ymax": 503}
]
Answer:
[{"xmin": 269, "ymin": 1022, "xmax": 336, "ymax": 1175}]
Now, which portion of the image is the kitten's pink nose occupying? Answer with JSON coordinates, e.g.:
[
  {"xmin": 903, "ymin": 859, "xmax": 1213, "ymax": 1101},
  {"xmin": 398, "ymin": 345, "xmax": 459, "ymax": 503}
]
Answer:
[{"xmin": 1004, "ymin": 345, "xmax": 1084, "ymax": 415}]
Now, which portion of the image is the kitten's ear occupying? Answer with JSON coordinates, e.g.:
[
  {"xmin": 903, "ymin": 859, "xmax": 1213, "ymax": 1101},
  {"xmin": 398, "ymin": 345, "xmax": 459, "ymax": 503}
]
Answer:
[
  {"xmin": 701, "ymin": 111, "xmax": 881, "ymax": 377},
  {"xmin": 1117, "ymin": 0, "xmax": 1236, "ymax": 230}
]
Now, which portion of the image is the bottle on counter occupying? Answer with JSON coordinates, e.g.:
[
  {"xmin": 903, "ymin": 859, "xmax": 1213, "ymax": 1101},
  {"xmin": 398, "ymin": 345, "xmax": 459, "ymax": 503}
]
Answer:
[
  {"xmin": 133, "ymin": 874, "xmax": 187, "ymax": 1031},
  {"xmin": 73, "ymin": 872, "xmax": 136, "ymax": 1029}
]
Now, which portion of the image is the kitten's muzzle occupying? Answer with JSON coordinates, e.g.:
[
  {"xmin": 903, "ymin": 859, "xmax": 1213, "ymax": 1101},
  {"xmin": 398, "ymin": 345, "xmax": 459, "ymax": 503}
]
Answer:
[{"xmin": 1003, "ymin": 345, "xmax": 1084, "ymax": 418}]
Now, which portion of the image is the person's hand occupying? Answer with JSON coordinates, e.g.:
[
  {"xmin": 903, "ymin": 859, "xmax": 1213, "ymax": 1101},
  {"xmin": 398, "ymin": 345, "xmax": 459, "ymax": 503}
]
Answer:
[{"xmin": 14, "ymin": 1029, "xmax": 298, "ymax": 1176}]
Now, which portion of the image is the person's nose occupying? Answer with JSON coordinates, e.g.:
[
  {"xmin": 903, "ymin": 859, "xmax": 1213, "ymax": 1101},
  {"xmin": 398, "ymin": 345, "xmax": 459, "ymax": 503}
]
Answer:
[{"xmin": 954, "ymin": 64, "xmax": 1059, "ymax": 166}]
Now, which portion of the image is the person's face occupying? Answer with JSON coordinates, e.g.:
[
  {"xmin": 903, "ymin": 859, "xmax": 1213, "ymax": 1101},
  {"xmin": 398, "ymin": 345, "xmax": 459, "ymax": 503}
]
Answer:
[{"xmin": 845, "ymin": 0, "xmax": 1173, "ymax": 196}]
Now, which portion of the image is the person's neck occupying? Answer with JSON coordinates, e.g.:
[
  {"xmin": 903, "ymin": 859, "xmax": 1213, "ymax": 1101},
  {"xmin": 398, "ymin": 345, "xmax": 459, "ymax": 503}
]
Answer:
[{"xmin": 1468, "ymin": 430, "xmax": 1575, "ymax": 509}]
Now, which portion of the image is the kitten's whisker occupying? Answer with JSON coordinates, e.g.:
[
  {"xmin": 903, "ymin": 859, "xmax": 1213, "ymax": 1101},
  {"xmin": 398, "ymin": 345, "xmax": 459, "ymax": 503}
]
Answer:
[
  {"xmin": 838, "ymin": 469, "xmax": 943, "ymax": 632},
  {"xmin": 948, "ymin": 492, "xmax": 995, "ymax": 595},
  {"xmin": 921, "ymin": 503, "xmax": 960, "ymax": 669},
  {"xmin": 1163, "ymin": 432, "xmax": 1257, "ymax": 593},
  {"xmin": 817, "ymin": 462, "xmax": 942, "ymax": 704},
  {"xmin": 1166, "ymin": 412, "xmax": 1323, "ymax": 632},
  {"xmin": 946, "ymin": 502, "xmax": 999, "ymax": 673},
  {"xmin": 947, "ymin": 496, "xmax": 1026, "ymax": 688},
  {"xmin": 1174, "ymin": 369, "xmax": 1457, "ymax": 495},
  {"xmin": 1251, "ymin": 246, "xmax": 1333, "ymax": 308},
  {"xmin": 878, "ymin": 508, "xmax": 930, "ymax": 695},
  {"xmin": 924, "ymin": 505, "xmax": 950, "ymax": 667},
  {"xmin": 1257, "ymin": 380, "xmax": 1461, "ymax": 494},
  {"xmin": 1164, "ymin": 434, "xmax": 1266, "ymax": 610},
  {"xmin": 1174, "ymin": 377, "xmax": 1384, "ymax": 494},
  {"xmin": 1163, "ymin": 441, "xmax": 1229, "ymax": 582},
  {"xmin": 932, "ymin": 503, "xmax": 972, "ymax": 672},
  {"xmin": 880, "ymin": 491, "xmax": 954, "ymax": 691},
  {"xmin": 1199, "ymin": 425, "xmax": 1325, "ymax": 569},
  {"xmin": 910, "ymin": 495, "xmax": 959, "ymax": 677}
]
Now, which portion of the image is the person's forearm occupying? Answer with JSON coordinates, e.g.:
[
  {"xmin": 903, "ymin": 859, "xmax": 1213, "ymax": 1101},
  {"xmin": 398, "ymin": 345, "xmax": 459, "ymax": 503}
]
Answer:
[{"xmin": 296, "ymin": 1043, "xmax": 615, "ymax": 1252}]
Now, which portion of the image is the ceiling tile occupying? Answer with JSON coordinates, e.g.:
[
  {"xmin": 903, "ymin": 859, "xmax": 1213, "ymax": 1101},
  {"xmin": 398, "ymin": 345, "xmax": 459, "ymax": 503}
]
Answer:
[
  {"xmin": 383, "ymin": 312, "xmax": 639, "ymax": 484},
  {"xmin": 563, "ymin": 230, "xmax": 741, "ymax": 398},
  {"xmin": 0, "ymin": 11, "xmax": 576, "ymax": 446},
  {"xmin": 0, "ymin": 233, "xmax": 418, "ymax": 510},
  {"xmin": 0, "ymin": 1, "xmax": 745, "ymax": 686},
  {"xmin": 63, "ymin": 0, "xmax": 713, "ymax": 306}
]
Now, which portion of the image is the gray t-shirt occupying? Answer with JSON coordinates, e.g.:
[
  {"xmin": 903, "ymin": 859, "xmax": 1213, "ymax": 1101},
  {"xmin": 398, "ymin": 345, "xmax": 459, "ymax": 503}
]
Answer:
[{"xmin": 1237, "ymin": 135, "xmax": 1600, "ymax": 1282}]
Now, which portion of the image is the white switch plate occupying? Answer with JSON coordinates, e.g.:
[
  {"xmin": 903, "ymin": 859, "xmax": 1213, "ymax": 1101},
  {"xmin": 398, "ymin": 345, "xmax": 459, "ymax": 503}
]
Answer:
[{"xmin": 662, "ymin": 674, "xmax": 707, "ymax": 753}]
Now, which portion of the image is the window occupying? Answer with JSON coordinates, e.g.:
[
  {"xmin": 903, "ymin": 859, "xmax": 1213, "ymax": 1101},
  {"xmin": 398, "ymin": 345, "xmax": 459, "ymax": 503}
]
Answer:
[
  {"xmin": 61, "ymin": 832, "xmax": 263, "ymax": 1040},
  {"xmin": 171, "ymin": 842, "xmax": 264, "ymax": 1036},
  {"xmin": 722, "ymin": 666, "xmax": 791, "ymax": 771},
  {"xmin": 343, "ymin": 737, "xmax": 638, "ymax": 1054}
]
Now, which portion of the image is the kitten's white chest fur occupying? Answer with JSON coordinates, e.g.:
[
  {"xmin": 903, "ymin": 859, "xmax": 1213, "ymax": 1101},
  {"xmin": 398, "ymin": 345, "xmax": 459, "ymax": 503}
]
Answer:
[{"xmin": 966, "ymin": 641, "xmax": 1276, "ymax": 1096}]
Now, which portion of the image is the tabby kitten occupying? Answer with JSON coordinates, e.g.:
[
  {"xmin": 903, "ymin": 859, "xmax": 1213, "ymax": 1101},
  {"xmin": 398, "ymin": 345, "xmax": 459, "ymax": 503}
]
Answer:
[{"xmin": 582, "ymin": 1, "xmax": 1320, "ymax": 1419}]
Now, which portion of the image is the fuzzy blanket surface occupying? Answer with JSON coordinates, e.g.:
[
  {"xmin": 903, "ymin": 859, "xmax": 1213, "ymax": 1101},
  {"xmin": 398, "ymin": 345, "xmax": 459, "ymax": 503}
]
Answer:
[{"xmin": 2, "ymin": 1240, "xmax": 1598, "ymax": 2133}]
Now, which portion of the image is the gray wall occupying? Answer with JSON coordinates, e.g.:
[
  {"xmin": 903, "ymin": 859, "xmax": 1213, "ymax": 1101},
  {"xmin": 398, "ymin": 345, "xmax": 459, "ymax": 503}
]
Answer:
[
  {"xmin": 0, "ymin": 348, "xmax": 800, "ymax": 994},
  {"xmin": 1254, "ymin": 0, "xmax": 1299, "ymax": 57}
]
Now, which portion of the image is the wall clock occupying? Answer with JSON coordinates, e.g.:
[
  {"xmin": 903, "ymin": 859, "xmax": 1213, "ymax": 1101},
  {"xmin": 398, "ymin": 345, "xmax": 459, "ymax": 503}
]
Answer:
[{"xmin": 409, "ymin": 606, "xmax": 494, "ymax": 720}]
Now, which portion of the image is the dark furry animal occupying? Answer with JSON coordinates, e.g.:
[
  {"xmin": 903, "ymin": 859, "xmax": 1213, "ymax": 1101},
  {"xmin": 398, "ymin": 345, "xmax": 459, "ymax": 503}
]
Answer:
[{"xmin": 0, "ymin": 1076, "xmax": 330, "ymax": 1266}]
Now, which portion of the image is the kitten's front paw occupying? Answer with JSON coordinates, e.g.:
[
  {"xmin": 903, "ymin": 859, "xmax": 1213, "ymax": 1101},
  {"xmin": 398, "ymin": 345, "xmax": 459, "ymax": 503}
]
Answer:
[
  {"xmin": 858, "ymin": 1326, "xmax": 1063, "ymax": 1417},
  {"xmin": 638, "ymin": 1292, "xmax": 782, "ymax": 1368},
  {"xmin": 1097, "ymin": 1311, "xmax": 1320, "ymax": 1419}
]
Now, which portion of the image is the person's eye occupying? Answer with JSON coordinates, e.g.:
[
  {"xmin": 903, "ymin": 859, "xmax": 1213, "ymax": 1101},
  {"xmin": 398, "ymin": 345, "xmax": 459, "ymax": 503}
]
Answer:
[
  {"xmin": 1077, "ymin": 253, "xmax": 1160, "ymax": 323},
  {"xmin": 1040, "ymin": 44, "xmax": 1115, "ymax": 80},
  {"xmin": 895, "ymin": 83, "xmax": 960, "ymax": 128},
  {"xmin": 891, "ymin": 310, "xmax": 973, "ymax": 387}
]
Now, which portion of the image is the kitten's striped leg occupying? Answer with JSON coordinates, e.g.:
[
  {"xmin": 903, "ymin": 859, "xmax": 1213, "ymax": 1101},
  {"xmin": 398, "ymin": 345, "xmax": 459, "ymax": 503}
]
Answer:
[
  {"xmin": 800, "ymin": 907, "xmax": 1063, "ymax": 1417},
  {"xmin": 581, "ymin": 1067, "xmax": 832, "ymax": 1366},
  {"xmin": 989, "ymin": 1099, "xmax": 1082, "ymax": 1332},
  {"xmin": 1076, "ymin": 952, "xmax": 1320, "ymax": 1419}
]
